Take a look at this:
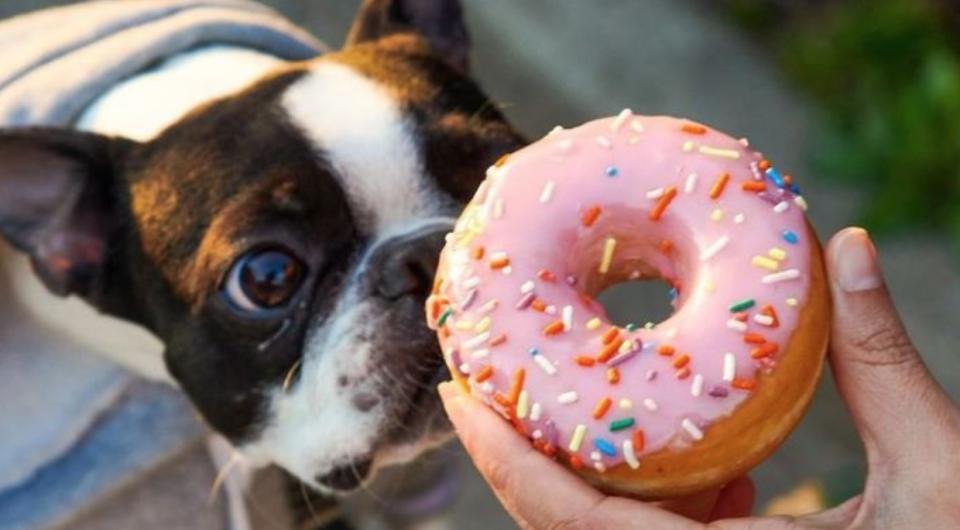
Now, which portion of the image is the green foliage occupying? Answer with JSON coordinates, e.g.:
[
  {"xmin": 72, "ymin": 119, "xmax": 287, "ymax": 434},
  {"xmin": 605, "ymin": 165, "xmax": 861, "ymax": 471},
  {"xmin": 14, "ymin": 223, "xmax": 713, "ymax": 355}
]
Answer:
[{"xmin": 729, "ymin": 0, "xmax": 960, "ymax": 250}]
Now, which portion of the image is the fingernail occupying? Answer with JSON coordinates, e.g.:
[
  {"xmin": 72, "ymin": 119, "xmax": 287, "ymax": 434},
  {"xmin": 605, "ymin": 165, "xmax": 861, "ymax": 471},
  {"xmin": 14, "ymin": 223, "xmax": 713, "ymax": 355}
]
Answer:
[{"xmin": 832, "ymin": 227, "xmax": 883, "ymax": 292}]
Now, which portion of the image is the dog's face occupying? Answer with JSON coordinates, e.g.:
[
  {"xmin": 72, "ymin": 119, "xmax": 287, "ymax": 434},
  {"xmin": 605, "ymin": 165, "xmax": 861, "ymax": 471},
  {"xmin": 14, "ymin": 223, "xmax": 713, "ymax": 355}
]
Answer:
[{"xmin": 0, "ymin": 0, "xmax": 523, "ymax": 492}]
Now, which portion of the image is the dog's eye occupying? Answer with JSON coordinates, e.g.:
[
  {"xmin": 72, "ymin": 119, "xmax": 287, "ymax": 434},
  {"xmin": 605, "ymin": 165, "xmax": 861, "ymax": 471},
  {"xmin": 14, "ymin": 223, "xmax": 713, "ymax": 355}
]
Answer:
[{"xmin": 224, "ymin": 248, "xmax": 305, "ymax": 311}]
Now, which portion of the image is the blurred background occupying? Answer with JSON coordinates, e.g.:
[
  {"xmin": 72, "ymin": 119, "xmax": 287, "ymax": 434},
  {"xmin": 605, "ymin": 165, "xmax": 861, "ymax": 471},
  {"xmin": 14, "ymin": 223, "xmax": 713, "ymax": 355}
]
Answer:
[{"xmin": 0, "ymin": 1, "xmax": 956, "ymax": 529}]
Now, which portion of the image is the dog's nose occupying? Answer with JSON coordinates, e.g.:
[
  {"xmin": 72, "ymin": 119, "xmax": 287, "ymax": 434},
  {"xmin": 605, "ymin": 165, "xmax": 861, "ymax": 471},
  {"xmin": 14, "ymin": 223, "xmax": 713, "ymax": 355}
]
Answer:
[
  {"xmin": 368, "ymin": 224, "xmax": 449, "ymax": 300},
  {"xmin": 315, "ymin": 459, "xmax": 372, "ymax": 491}
]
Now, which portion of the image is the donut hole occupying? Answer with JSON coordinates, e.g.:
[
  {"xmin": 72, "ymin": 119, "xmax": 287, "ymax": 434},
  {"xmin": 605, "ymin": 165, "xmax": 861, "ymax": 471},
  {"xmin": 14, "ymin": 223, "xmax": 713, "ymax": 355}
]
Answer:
[
  {"xmin": 594, "ymin": 278, "xmax": 675, "ymax": 328},
  {"xmin": 563, "ymin": 208, "xmax": 698, "ymax": 330}
]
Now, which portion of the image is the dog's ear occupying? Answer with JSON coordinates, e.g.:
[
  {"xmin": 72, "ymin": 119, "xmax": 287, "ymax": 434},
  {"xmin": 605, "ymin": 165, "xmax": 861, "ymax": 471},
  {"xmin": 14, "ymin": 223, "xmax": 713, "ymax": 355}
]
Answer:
[
  {"xmin": 0, "ymin": 128, "xmax": 136, "ymax": 301},
  {"xmin": 345, "ymin": 0, "xmax": 471, "ymax": 72}
]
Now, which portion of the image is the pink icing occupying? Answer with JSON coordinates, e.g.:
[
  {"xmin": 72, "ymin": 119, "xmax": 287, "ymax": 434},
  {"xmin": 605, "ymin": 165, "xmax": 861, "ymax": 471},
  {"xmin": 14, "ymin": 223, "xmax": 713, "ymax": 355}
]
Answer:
[{"xmin": 429, "ymin": 114, "xmax": 813, "ymax": 472}]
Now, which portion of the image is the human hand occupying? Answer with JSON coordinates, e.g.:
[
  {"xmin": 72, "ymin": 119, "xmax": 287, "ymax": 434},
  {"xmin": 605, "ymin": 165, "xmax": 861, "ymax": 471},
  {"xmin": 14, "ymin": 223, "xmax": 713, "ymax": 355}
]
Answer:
[{"xmin": 438, "ymin": 227, "xmax": 960, "ymax": 529}]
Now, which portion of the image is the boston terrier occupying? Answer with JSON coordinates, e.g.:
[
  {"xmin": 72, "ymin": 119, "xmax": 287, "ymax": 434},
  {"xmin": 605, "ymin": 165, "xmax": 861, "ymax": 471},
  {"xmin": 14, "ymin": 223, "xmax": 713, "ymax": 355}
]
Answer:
[{"xmin": 0, "ymin": 0, "xmax": 523, "ymax": 526}]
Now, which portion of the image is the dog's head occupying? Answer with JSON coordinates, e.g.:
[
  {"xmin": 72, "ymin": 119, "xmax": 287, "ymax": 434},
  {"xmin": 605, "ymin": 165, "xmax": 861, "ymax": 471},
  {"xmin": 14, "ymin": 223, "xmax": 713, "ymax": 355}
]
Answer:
[{"xmin": 0, "ymin": 0, "xmax": 523, "ymax": 492}]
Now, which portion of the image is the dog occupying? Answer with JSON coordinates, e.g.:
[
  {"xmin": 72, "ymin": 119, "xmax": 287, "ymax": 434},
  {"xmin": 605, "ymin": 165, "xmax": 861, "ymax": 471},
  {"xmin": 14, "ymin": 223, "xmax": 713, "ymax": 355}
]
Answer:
[{"xmin": 0, "ymin": 0, "xmax": 524, "ymax": 527}]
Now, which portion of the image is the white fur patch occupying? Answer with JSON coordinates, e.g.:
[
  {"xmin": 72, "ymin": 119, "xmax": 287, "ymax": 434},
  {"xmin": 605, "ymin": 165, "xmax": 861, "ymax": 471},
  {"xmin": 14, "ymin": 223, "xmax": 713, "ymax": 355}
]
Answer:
[{"xmin": 282, "ymin": 61, "xmax": 446, "ymax": 234}]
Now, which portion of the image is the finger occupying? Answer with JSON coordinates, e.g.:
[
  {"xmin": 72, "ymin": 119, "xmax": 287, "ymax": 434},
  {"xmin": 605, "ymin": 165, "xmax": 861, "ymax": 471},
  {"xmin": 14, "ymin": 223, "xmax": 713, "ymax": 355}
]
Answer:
[
  {"xmin": 655, "ymin": 488, "xmax": 721, "ymax": 522},
  {"xmin": 826, "ymin": 227, "xmax": 958, "ymax": 464},
  {"xmin": 708, "ymin": 476, "xmax": 755, "ymax": 521},
  {"xmin": 439, "ymin": 381, "xmax": 696, "ymax": 530}
]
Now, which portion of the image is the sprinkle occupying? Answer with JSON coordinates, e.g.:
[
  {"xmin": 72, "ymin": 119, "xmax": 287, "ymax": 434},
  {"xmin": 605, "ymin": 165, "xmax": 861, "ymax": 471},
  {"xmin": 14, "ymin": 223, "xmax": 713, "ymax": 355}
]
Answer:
[
  {"xmin": 458, "ymin": 363, "xmax": 471, "ymax": 374},
  {"xmin": 751, "ymin": 342, "xmax": 779, "ymax": 359},
  {"xmin": 672, "ymin": 354, "xmax": 690, "ymax": 369},
  {"xmin": 533, "ymin": 353, "xmax": 557, "ymax": 375},
  {"xmin": 586, "ymin": 317, "xmax": 602, "ymax": 330},
  {"xmin": 474, "ymin": 316, "xmax": 492, "ymax": 333},
  {"xmin": 593, "ymin": 462, "xmax": 606, "ymax": 472},
  {"xmin": 436, "ymin": 307, "xmax": 454, "ymax": 327},
  {"xmin": 463, "ymin": 331, "xmax": 491, "ymax": 350},
  {"xmin": 619, "ymin": 399, "xmax": 633, "ymax": 410},
  {"xmin": 722, "ymin": 353, "xmax": 736, "ymax": 382},
  {"xmin": 646, "ymin": 187, "xmax": 665, "ymax": 200},
  {"xmin": 744, "ymin": 332, "xmax": 766, "ymax": 344},
  {"xmin": 773, "ymin": 201, "xmax": 790, "ymax": 214},
  {"xmin": 709, "ymin": 172, "xmax": 731, "ymax": 199},
  {"xmin": 794, "ymin": 196, "xmax": 809, "ymax": 211},
  {"xmin": 726, "ymin": 319, "xmax": 747, "ymax": 333},
  {"xmin": 601, "ymin": 327, "xmax": 620, "ymax": 345},
  {"xmin": 607, "ymin": 367, "xmax": 621, "ymax": 384},
  {"xmin": 684, "ymin": 172, "xmax": 698, "ymax": 193},
  {"xmin": 782, "ymin": 230, "xmax": 799, "ymax": 244},
  {"xmin": 472, "ymin": 246, "xmax": 485, "ymax": 260},
  {"xmin": 515, "ymin": 292, "xmax": 536, "ymax": 310},
  {"xmin": 515, "ymin": 390, "xmax": 529, "ymax": 419},
  {"xmin": 657, "ymin": 344, "xmax": 675, "ymax": 356},
  {"xmin": 530, "ymin": 402, "xmax": 542, "ymax": 421},
  {"xmin": 609, "ymin": 346, "xmax": 640, "ymax": 367},
  {"xmin": 786, "ymin": 297, "xmax": 799, "ymax": 307},
  {"xmin": 769, "ymin": 247, "xmax": 787, "ymax": 261},
  {"xmin": 520, "ymin": 280, "xmax": 536, "ymax": 294},
  {"xmin": 569, "ymin": 424, "xmax": 587, "ymax": 451},
  {"xmin": 681, "ymin": 418, "xmax": 704, "ymax": 440},
  {"xmin": 455, "ymin": 320, "xmax": 474, "ymax": 331},
  {"xmin": 543, "ymin": 320, "xmax": 565, "ymax": 336},
  {"xmin": 681, "ymin": 123, "xmax": 707, "ymax": 135},
  {"xmin": 569, "ymin": 455, "xmax": 583, "ymax": 470},
  {"xmin": 581, "ymin": 205, "xmax": 602, "ymax": 227},
  {"xmin": 489, "ymin": 252, "xmax": 510, "ymax": 269},
  {"xmin": 761, "ymin": 304, "xmax": 780, "ymax": 327},
  {"xmin": 643, "ymin": 398, "xmax": 658, "ymax": 411},
  {"xmin": 611, "ymin": 108, "xmax": 633, "ymax": 132},
  {"xmin": 593, "ymin": 397, "xmax": 613, "ymax": 419},
  {"xmin": 753, "ymin": 314, "xmax": 775, "ymax": 326},
  {"xmin": 575, "ymin": 355, "xmax": 596, "ymax": 367},
  {"xmin": 561, "ymin": 305, "xmax": 573, "ymax": 331},
  {"xmin": 708, "ymin": 385, "xmax": 729, "ymax": 398},
  {"xmin": 557, "ymin": 391, "xmax": 578, "ymax": 404},
  {"xmin": 682, "ymin": 140, "xmax": 696, "ymax": 152},
  {"xmin": 625, "ymin": 322, "xmax": 640, "ymax": 331},
  {"xmin": 539, "ymin": 181, "xmax": 556, "ymax": 203},
  {"xmin": 630, "ymin": 119, "xmax": 645, "ymax": 133},
  {"xmin": 459, "ymin": 289, "xmax": 478, "ymax": 311},
  {"xmin": 659, "ymin": 239, "xmax": 674, "ymax": 254},
  {"xmin": 594, "ymin": 438, "xmax": 617, "ymax": 457},
  {"xmin": 691, "ymin": 374, "xmax": 704, "ymax": 397},
  {"xmin": 478, "ymin": 299, "xmax": 499, "ymax": 315},
  {"xmin": 599, "ymin": 237, "xmax": 617, "ymax": 274},
  {"xmin": 741, "ymin": 181, "xmax": 766, "ymax": 192},
  {"xmin": 752, "ymin": 255, "xmax": 780, "ymax": 271},
  {"xmin": 596, "ymin": 338, "xmax": 623, "ymax": 363},
  {"xmin": 699, "ymin": 145, "xmax": 740, "ymax": 159},
  {"xmin": 732, "ymin": 378, "xmax": 756, "ymax": 391},
  {"xmin": 729, "ymin": 298, "xmax": 756, "ymax": 312},
  {"xmin": 762, "ymin": 269, "xmax": 801, "ymax": 284},
  {"xmin": 464, "ymin": 276, "xmax": 481, "ymax": 289},
  {"xmin": 595, "ymin": 135, "xmax": 612, "ymax": 148},
  {"xmin": 471, "ymin": 349, "xmax": 489, "ymax": 359},
  {"xmin": 710, "ymin": 208, "xmax": 724, "ymax": 222},
  {"xmin": 623, "ymin": 440, "xmax": 640, "ymax": 469},
  {"xmin": 479, "ymin": 382, "xmax": 493, "ymax": 394},
  {"xmin": 474, "ymin": 365, "xmax": 494, "ymax": 382},
  {"xmin": 765, "ymin": 167, "xmax": 785, "ymax": 187},
  {"xmin": 700, "ymin": 235, "xmax": 730, "ymax": 262},
  {"xmin": 734, "ymin": 213, "xmax": 745, "ymax": 224},
  {"xmin": 531, "ymin": 299, "xmax": 546, "ymax": 312},
  {"xmin": 648, "ymin": 186, "xmax": 678, "ymax": 221},
  {"xmin": 645, "ymin": 369, "xmax": 658, "ymax": 381},
  {"xmin": 610, "ymin": 417, "xmax": 635, "ymax": 432},
  {"xmin": 758, "ymin": 160, "xmax": 771, "ymax": 171},
  {"xmin": 676, "ymin": 366, "xmax": 691, "ymax": 380},
  {"xmin": 506, "ymin": 369, "xmax": 526, "ymax": 404}
]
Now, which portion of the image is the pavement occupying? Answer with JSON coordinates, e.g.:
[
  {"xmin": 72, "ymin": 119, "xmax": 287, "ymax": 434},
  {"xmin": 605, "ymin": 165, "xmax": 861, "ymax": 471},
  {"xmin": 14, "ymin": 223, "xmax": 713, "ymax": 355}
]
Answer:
[{"xmin": 1, "ymin": 1, "xmax": 957, "ymax": 529}]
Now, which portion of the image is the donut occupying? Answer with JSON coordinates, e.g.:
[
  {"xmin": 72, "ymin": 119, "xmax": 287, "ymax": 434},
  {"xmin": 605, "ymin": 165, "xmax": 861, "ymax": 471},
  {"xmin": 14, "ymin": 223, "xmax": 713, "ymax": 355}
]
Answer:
[{"xmin": 426, "ymin": 112, "xmax": 830, "ymax": 499}]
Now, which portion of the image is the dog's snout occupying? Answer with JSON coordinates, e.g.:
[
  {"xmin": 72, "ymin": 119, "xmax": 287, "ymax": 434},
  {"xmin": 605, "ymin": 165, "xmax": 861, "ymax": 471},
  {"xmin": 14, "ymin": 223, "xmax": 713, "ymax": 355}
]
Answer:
[
  {"xmin": 315, "ymin": 459, "xmax": 372, "ymax": 491},
  {"xmin": 369, "ymin": 226, "xmax": 448, "ymax": 300}
]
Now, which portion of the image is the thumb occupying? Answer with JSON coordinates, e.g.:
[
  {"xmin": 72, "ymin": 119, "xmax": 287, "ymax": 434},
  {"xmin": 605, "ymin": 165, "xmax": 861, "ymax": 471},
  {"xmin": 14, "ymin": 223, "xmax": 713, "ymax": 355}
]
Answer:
[{"xmin": 826, "ymin": 227, "xmax": 958, "ymax": 469}]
